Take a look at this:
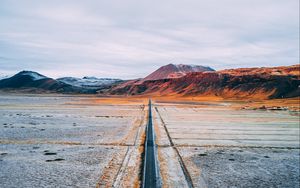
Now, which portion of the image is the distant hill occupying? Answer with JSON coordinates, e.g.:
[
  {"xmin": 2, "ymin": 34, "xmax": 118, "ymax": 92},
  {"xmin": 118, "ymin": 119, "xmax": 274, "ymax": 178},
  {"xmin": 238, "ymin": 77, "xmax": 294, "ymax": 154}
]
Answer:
[
  {"xmin": 57, "ymin": 76, "xmax": 122, "ymax": 89},
  {"xmin": 219, "ymin": 64, "xmax": 300, "ymax": 77},
  {"xmin": 0, "ymin": 71, "xmax": 93, "ymax": 93},
  {"xmin": 143, "ymin": 64, "xmax": 214, "ymax": 81},
  {"xmin": 107, "ymin": 64, "xmax": 300, "ymax": 99},
  {"xmin": 1, "ymin": 64, "xmax": 299, "ymax": 99}
]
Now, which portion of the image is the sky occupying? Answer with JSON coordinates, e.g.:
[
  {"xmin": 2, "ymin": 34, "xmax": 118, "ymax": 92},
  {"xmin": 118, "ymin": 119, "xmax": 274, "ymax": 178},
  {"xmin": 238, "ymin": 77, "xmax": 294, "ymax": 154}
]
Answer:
[{"xmin": 0, "ymin": 0, "xmax": 299, "ymax": 79}]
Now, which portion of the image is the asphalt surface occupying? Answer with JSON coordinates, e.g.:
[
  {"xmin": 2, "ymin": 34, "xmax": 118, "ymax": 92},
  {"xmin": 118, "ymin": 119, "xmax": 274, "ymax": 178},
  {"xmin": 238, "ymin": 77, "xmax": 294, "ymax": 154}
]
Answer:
[{"xmin": 142, "ymin": 100, "xmax": 160, "ymax": 188}]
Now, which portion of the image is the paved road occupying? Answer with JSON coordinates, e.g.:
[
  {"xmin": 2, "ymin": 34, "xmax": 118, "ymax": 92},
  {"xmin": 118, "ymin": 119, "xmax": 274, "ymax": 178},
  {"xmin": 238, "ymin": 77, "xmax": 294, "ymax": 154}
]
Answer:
[{"xmin": 142, "ymin": 100, "xmax": 160, "ymax": 188}]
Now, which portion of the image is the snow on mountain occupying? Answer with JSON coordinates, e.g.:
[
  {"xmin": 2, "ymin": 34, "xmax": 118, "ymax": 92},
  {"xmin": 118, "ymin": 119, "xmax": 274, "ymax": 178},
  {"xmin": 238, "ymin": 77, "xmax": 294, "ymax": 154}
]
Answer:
[
  {"xmin": 175, "ymin": 64, "xmax": 213, "ymax": 72},
  {"xmin": 0, "ymin": 74, "xmax": 10, "ymax": 80},
  {"xmin": 17, "ymin": 71, "xmax": 48, "ymax": 81},
  {"xmin": 0, "ymin": 71, "xmax": 100, "ymax": 93},
  {"xmin": 0, "ymin": 71, "xmax": 46, "ymax": 81},
  {"xmin": 57, "ymin": 77, "xmax": 122, "ymax": 88}
]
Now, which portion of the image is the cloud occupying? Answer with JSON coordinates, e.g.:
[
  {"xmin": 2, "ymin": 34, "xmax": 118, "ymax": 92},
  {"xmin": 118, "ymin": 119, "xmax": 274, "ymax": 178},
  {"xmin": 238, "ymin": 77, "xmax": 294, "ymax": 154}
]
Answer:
[{"xmin": 0, "ymin": 0, "xmax": 298, "ymax": 79}]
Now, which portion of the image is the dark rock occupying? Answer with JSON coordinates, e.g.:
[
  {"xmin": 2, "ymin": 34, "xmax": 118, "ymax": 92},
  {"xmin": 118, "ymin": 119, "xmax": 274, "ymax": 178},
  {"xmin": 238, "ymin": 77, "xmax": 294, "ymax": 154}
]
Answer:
[
  {"xmin": 45, "ymin": 158, "xmax": 65, "ymax": 162},
  {"xmin": 259, "ymin": 105, "xmax": 267, "ymax": 110},
  {"xmin": 44, "ymin": 152, "xmax": 57, "ymax": 155}
]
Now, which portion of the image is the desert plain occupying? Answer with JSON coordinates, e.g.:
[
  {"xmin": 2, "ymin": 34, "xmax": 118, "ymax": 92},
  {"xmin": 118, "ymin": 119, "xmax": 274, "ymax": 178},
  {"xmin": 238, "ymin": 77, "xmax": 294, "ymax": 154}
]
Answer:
[{"xmin": 0, "ymin": 94, "xmax": 299, "ymax": 188}]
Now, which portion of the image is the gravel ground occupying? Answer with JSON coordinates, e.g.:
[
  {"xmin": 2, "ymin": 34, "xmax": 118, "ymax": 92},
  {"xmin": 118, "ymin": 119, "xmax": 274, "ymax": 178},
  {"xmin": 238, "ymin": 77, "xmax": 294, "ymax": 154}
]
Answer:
[
  {"xmin": 185, "ymin": 147, "xmax": 300, "ymax": 188},
  {"xmin": 155, "ymin": 103, "xmax": 300, "ymax": 188},
  {"xmin": 0, "ymin": 94, "xmax": 144, "ymax": 188}
]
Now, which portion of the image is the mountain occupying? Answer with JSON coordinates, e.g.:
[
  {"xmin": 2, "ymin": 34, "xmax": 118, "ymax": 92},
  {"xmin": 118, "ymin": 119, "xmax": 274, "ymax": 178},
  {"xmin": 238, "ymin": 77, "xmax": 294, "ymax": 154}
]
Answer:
[
  {"xmin": 219, "ymin": 64, "xmax": 300, "ymax": 77},
  {"xmin": 1, "ymin": 64, "xmax": 299, "ymax": 99},
  {"xmin": 57, "ymin": 76, "xmax": 122, "ymax": 89},
  {"xmin": 107, "ymin": 64, "xmax": 300, "ymax": 99},
  {"xmin": 0, "ymin": 71, "xmax": 93, "ymax": 93},
  {"xmin": 106, "ymin": 63, "xmax": 215, "ymax": 95},
  {"xmin": 142, "ymin": 64, "xmax": 214, "ymax": 81}
]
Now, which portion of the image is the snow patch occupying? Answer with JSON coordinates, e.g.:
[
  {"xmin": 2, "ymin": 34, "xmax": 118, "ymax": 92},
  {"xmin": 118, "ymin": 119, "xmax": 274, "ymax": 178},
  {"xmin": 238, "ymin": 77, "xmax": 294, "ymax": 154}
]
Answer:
[
  {"xmin": 57, "ymin": 77, "xmax": 122, "ymax": 88},
  {"xmin": 0, "ymin": 74, "xmax": 10, "ymax": 80},
  {"xmin": 19, "ymin": 71, "xmax": 47, "ymax": 81},
  {"xmin": 175, "ymin": 64, "xmax": 213, "ymax": 72}
]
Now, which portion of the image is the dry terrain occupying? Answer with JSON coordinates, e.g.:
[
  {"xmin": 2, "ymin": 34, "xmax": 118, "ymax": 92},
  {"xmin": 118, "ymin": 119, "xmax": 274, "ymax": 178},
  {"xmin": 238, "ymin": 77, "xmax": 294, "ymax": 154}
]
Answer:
[
  {"xmin": 0, "ymin": 94, "xmax": 299, "ymax": 188},
  {"xmin": 0, "ymin": 94, "xmax": 147, "ymax": 188},
  {"xmin": 153, "ymin": 100, "xmax": 299, "ymax": 188}
]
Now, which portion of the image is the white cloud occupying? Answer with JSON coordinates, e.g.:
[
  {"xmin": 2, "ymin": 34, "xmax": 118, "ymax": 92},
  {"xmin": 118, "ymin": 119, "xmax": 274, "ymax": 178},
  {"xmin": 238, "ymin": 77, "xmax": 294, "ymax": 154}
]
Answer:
[{"xmin": 0, "ymin": 0, "xmax": 298, "ymax": 79}]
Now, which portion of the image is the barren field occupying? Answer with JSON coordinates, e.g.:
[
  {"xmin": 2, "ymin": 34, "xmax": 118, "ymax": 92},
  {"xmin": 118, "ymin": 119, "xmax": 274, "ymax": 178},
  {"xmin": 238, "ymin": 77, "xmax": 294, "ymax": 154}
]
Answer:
[
  {"xmin": 0, "ymin": 95, "xmax": 147, "ymax": 188},
  {"xmin": 0, "ymin": 94, "xmax": 299, "ymax": 188},
  {"xmin": 153, "ymin": 101, "xmax": 300, "ymax": 188}
]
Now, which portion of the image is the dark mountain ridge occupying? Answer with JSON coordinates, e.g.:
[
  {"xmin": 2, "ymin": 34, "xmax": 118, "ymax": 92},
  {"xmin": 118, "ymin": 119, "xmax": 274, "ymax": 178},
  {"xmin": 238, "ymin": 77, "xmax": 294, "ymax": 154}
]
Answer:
[{"xmin": 0, "ymin": 71, "xmax": 95, "ymax": 93}]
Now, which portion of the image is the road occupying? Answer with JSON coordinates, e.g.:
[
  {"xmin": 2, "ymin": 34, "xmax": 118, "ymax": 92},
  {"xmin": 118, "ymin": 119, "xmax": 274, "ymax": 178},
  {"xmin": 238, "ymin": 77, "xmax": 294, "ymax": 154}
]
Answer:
[{"xmin": 142, "ymin": 100, "xmax": 160, "ymax": 188}]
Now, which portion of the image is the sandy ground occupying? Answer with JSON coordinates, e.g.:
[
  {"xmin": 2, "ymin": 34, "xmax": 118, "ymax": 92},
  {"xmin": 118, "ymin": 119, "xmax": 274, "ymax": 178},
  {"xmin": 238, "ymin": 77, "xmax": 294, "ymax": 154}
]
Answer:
[
  {"xmin": 146, "ymin": 95, "xmax": 300, "ymax": 111},
  {"xmin": 0, "ymin": 94, "xmax": 299, "ymax": 188},
  {"xmin": 180, "ymin": 147, "xmax": 300, "ymax": 188},
  {"xmin": 153, "ymin": 101, "xmax": 299, "ymax": 188},
  {"xmin": 0, "ymin": 94, "xmax": 146, "ymax": 188}
]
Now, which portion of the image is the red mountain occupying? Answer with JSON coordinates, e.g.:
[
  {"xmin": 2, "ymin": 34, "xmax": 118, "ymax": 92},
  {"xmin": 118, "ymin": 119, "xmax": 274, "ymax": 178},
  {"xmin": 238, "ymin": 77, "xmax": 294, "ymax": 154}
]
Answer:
[
  {"xmin": 142, "ymin": 64, "xmax": 214, "ymax": 81},
  {"xmin": 107, "ymin": 64, "xmax": 300, "ymax": 99}
]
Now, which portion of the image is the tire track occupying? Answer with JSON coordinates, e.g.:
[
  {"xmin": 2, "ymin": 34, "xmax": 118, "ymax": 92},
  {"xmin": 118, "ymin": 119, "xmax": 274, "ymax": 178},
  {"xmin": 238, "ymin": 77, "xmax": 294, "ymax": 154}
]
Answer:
[
  {"xmin": 97, "ymin": 105, "xmax": 146, "ymax": 187},
  {"xmin": 112, "ymin": 105, "xmax": 146, "ymax": 187},
  {"xmin": 155, "ymin": 105, "xmax": 194, "ymax": 188}
]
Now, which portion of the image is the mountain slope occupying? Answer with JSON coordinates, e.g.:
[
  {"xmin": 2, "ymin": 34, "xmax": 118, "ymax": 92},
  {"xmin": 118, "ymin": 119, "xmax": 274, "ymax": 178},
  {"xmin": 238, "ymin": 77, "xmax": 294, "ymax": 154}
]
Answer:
[
  {"xmin": 107, "ymin": 64, "xmax": 300, "ymax": 99},
  {"xmin": 219, "ymin": 64, "xmax": 300, "ymax": 77},
  {"xmin": 143, "ymin": 64, "xmax": 214, "ymax": 81},
  {"xmin": 57, "ymin": 76, "xmax": 122, "ymax": 89},
  {"xmin": 0, "ymin": 71, "xmax": 93, "ymax": 93}
]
